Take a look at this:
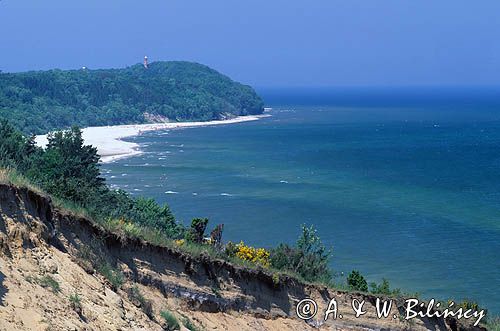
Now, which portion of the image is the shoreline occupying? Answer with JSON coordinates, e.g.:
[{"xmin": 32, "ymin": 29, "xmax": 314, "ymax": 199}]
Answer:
[{"xmin": 35, "ymin": 115, "xmax": 270, "ymax": 163}]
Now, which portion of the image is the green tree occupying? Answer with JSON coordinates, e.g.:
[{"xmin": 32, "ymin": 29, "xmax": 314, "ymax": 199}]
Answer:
[
  {"xmin": 270, "ymin": 225, "xmax": 332, "ymax": 282},
  {"xmin": 185, "ymin": 218, "xmax": 209, "ymax": 243},
  {"xmin": 347, "ymin": 270, "xmax": 368, "ymax": 292}
]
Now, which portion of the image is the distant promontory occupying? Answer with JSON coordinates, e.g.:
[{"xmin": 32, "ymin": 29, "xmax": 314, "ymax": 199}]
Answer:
[{"xmin": 0, "ymin": 61, "xmax": 264, "ymax": 134}]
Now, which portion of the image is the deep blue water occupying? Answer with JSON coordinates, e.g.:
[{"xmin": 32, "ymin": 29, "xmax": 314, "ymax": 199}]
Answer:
[{"xmin": 102, "ymin": 88, "xmax": 500, "ymax": 314}]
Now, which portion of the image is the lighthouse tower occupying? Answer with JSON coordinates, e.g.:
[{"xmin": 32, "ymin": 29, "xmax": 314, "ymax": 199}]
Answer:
[{"xmin": 143, "ymin": 56, "xmax": 149, "ymax": 69}]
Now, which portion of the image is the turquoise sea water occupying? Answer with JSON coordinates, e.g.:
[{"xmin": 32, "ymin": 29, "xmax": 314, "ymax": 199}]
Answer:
[{"xmin": 102, "ymin": 88, "xmax": 500, "ymax": 314}]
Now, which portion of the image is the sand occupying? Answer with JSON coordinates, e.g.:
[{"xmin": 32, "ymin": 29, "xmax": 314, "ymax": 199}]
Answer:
[{"xmin": 35, "ymin": 115, "xmax": 268, "ymax": 163}]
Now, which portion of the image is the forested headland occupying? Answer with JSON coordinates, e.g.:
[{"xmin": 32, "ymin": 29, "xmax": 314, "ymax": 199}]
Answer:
[{"xmin": 0, "ymin": 61, "xmax": 264, "ymax": 134}]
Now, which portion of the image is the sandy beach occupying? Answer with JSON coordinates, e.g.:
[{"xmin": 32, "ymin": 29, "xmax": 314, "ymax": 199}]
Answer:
[{"xmin": 35, "ymin": 115, "xmax": 269, "ymax": 163}]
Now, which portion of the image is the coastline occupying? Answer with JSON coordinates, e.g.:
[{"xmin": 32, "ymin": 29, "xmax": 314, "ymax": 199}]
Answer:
[{"xmin": 35, "ymin": 115, "xmax": 269, "ymax": 163}]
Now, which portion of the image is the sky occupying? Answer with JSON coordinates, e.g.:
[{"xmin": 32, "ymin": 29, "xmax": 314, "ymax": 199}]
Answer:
[{"xmin": 1, "ymin": 0, "xmax": 499, "ymax": 87}]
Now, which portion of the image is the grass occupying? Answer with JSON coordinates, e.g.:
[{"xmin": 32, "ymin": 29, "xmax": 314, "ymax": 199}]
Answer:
[
  {"xmin": 160, "ymin": 310, "xmax": 180, "ymax": 330},
  {"xmin": 38, "ymin": 275, "xmax": 60, "ymax": 293},
  {"xmin": 52, "ymin": 196, "xmax": 92, "ymax": 219},
  {"xmin": 69, "ymin": 292, "xmax": 82, "ymax": 311},
  {"xmin": 96, "ymin": 261, "xmax": 124, "ymax": 290},
  {"xmin": 182, "ymin": 316, "xmax": 201, "ymax": 331},
  {"xmin": 0, "ymin": 167, "xmax": 45, "ymax": 195},
  {"xmin": 210, "ymin": 286, "xmax": 221, "ymax": 298}
]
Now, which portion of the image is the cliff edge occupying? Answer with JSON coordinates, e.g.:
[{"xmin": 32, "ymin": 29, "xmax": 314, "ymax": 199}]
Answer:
[{"xmin": 0, "ymin": 183, "xmax": 486, "ymax": 331}]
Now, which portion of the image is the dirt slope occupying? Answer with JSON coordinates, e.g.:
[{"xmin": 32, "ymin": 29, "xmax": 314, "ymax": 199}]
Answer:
[{"xmin": 0, "ymin": 183, "xmax": 486, "ymax": 331}]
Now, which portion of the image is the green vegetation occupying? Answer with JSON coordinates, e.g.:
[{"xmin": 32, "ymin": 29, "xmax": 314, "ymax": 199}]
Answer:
[
  {"xmin": 0, "ymin": 61, "xmax": 264, "ymax": 134},
  {"xmin": 181, "ymin": 316, "xmax": 202, "ymax": 331},
  {"xmin": 97, "ymin": 261, "xmax": 125, "ymax": 290},
  {"xmin": 269, "ymin": 225, "xmax": 332, "ymax": 283},
  {"xmin": 69, "ymin": 292, "xmax": 82, "ymax": 312},
  {"xmin": 185, "ymin": 218, "xmax": 209, "ymax": 244},
  {"xmin": 0, "ymin": 119, "xmax": 184, "ymax": 240},
  {"xmin": 369, "ymin": 278, "xmax": 401, "ymax": 296},
  {"xmin": 347, "ymin": 270, "xmax": 368, "ymax": 292},
  {"xmin": 160, "ymin": 310, "xmax": 180, "ymax": 331},
  {"xmin": 38, "ymin": 275, "xmax": 60, "ymax": 293}
]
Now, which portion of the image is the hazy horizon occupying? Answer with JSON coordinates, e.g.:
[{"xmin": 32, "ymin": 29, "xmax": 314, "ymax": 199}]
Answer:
[{"xmin": 1, "ymin": 0, "xmax": 500, "ymax": 88}]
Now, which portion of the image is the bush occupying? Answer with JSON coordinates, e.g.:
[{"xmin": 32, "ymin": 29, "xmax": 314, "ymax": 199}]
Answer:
[
  {"xmin": 347, "ymin": 270, "xmax": 368, "ymax": 292},
  {"xmin": 185, "ymin": 218, "xmax": 208, "ymax": 244},
  {"xmin": 97, "ymin": 261, "xmax": 124, "ymax": 290},
  {"xmin": 369, "ymin": 279, "xmax": 401, "ymax": 296},
  {"xmin": 270, "ymin": 225, "xmax": 332, "ymax": 282},
  {"xmin": 224, "ymin": 241, "xmax": 238, "ymax": 257},
  {"xmin": 235, "ymin": 241, "xmax": 270, "ymax": 267},
  {"xmin": 69, "ymin": 292, "xmax": 82, "ymax": 314},
  {"xmin": 128, "ymin": 197, "xmax": 180, "ymax": 237},
  {"xmin": 160, "ymin": 310, "xmax": 180, "ymax": 330},
  {"xmin": 209, "ymin": 224, "xmax": 224, "ymax": 249},
  {"xmin": 182, "ymin": 316, "xmax": 200, "ymax": 331}
]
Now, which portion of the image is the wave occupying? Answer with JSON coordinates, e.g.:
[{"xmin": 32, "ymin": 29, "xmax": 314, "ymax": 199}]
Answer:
[{"xmin": 165, "ymin": 190, "xmax": 179, "ymax": 194}]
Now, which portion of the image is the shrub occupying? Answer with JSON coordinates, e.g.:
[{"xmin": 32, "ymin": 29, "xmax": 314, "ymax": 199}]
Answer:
[
  {"xmin": 455, "ymin": 299, "xmax": 480, "ymax": 311},
  {"xmin": 235, "ymin": 241, "xmax": 270, "ymax": 267},
  {"xmin": 270, "ymin": 225, "xmax": 332, "ymax": 283},
  {"xmin": 97, "ymin": 262, "xmax": 124, "ymax": 290},
  {"xmin": 185, "ymin": 218, "xmax": 209, "ymax": 244},
  {"xmin": 160, "ymin": 310, "xmax": 180, "ymax": 330},
  {"xmin": 128, "ymin": 197, "xmax": 181, "ymax": 237},
  {"xmin": 369, "ymin": 279, "xmax": 401, "ymax": 296},
  {"xmin": 272, "ymin": 273, "xmax": 280, "ymax": 286},
  {"xmin": 209, "ymin": 224, "xmax": 224, "ymax": 249},
  {"xmin": 182, "ymin": 316, "xmax": 200, "ymax": 331},
  {"xmin": 69, "ymin": 292, "xmax": 82, "ymax": 313},
  {"xmin": 211, "ymin": 285, "xmax": 222, "ymax": 298},
  {"xmin": 224, "ymin": 241, "xmax": 238, "ymax": 257},
  {"xmin": 347, "ymin": 270, "xmax": 368, "ymax": 292},
  {"xmin": 39, "ymin": 275, "xmax": 60, "ymax": 293}
]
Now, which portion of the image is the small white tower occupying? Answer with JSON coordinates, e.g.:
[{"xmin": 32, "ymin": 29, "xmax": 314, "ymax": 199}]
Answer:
[{"xmin": 143, "ymin": 56, "xmax": 149, "ymax": 69}]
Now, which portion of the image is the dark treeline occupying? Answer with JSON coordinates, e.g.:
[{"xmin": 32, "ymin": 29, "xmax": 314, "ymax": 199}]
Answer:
[{"xmin": 0, "ymin": 61, "xmax": 264, "ymax": 134}]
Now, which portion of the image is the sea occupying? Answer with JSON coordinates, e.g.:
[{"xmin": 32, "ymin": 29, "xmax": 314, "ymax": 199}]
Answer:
[{"xmin": 101, "ymin": 87, "xmax": 500, "ymax": 314}]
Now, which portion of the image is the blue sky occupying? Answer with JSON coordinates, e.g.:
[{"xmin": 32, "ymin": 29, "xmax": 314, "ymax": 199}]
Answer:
[{"xmin": 1, "ymin": 0, "xmax": 499, "ymax": 87}]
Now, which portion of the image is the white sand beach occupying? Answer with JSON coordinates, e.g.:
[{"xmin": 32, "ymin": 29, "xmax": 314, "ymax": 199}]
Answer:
[{"xmin": 35, "ymin": 115, "xmax": 269, "ymax": 163}]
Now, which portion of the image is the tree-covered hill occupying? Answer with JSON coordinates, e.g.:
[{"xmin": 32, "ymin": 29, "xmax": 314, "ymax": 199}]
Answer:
[{"xmin": 0, "ymin": 61, "xmax": 264, "ymax": 134}]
